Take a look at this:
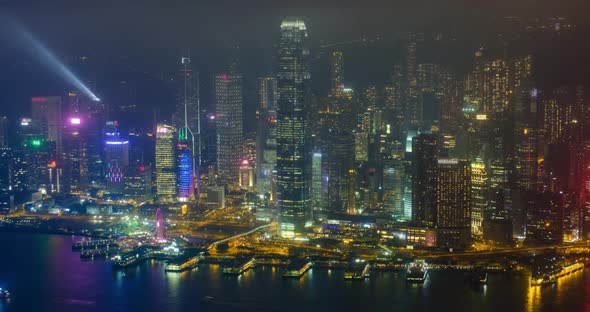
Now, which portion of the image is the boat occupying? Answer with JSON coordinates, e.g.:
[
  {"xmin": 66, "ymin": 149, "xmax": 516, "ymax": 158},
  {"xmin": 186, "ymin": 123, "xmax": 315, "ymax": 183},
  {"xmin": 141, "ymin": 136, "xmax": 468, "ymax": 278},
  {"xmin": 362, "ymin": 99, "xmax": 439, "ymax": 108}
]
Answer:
[
  {"xmin": 111, "ymin": 253, "xmax": 139, "ymax": 268},
  {"xmin": 282, "ymin": 258, "xmax": 312, "ymax": 279},
  {"xmin": 165, "ymin": 255, "xmax": 200, "ymax": 272},
  {"xmin": 200, "ymin": 296, "xmax": 214, "ymax": 304},
  {"xmin": 466, "ymin": 268, "xmax": 487, "ymax": 285},
  {"xmin": 406, "ymin": 260, "xmax": 429, "ymax": 283},
  {"xmin": 0, "ymin": 288, "xmax": 10, "ymax": 299},
  {"xmin": 344, "ymin": 262, "xmax": 370, "ymax": 280},
  {"xmin": 222, "ymin": 257, "xmax": 255, "ymax": 275},
  {"xmin": 531, "ymin": 262, "xmax": 584, "ymax": 286}
]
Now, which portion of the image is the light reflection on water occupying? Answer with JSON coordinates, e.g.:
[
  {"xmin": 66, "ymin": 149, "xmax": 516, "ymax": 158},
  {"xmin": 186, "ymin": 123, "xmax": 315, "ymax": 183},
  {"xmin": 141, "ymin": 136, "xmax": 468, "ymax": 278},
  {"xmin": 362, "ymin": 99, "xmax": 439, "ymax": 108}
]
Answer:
[{"xmin": 0, "ymin": 234, "xmax": 590, "ymax": 311}]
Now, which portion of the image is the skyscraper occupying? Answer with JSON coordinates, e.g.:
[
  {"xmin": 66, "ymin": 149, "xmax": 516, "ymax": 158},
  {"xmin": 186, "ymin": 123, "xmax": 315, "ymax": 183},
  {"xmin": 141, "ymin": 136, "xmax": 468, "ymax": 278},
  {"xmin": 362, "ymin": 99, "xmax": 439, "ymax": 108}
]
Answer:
[
  {"xmin": 0, "ymin": 116, "xmax": 8, "ymax": 147},
  {"xmin": 436, "ymin": 159, "xmax": 472, "ymax": 249},
  {"xmin": 256, "ymin": 77, "xmax": 278, "ymax": 201},
  {"xmin": 104, "ymin": 121, "xmax": 129, "ymax": 194},
  {"xmin": 31, "ymin": 96, "xmax": 63, "ymax": 154},
  {"xmin": 177, "ymin": 128, "xmax": 194, "ymax": 202},
  {"xmin": 471, "ymin": 159, "xmax": 487, "ymax": 238},
  {"xmin": 276, "ymin": 17, "xmax": 313, "ymax": 238},
  {"xmin": 175, "ymin": 56, "xmax": 200, "ymax": 196},
  {"xmin": 412, "ymin": 133, "xmax": 438, "ymax": 227},
  {"xmin": 155, "ymin": 124, "xmax": 177, "ymax": 203},
  {"xmin": 215, "ymin": 71, "xmax": 243, "ymax": 187}
]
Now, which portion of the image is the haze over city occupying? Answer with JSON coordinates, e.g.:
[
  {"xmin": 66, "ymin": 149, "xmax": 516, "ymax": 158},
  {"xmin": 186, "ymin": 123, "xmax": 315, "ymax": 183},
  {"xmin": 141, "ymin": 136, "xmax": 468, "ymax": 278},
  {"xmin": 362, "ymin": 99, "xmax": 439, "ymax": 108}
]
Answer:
[{"xmin": 0, "ymin": 1, "xmax": 590, "ymax": 311}]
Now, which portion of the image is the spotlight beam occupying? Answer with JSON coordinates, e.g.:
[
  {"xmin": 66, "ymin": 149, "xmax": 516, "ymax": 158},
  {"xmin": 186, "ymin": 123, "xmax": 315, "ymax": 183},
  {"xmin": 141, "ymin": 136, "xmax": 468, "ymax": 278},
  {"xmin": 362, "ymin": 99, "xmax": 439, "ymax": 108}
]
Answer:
[{"xmin": 11, "ymin": 21, "xmax": 100, "ymax": 101}]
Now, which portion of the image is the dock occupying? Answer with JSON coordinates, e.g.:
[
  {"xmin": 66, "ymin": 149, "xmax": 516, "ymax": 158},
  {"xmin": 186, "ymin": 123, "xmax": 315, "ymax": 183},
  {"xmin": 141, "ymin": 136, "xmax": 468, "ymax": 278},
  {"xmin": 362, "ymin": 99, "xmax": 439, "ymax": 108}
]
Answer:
[
  {"xmin": 282, "ymin": 258, "xmax": 312, "ymax": 279},
  {"xmin": 344, "ymin": 262, "xmax": 370, "ymax": 280},
  {"xmin": 222, "ymin": 257, "xmax": 255, "ymax": 275},
  {"xmin": 72, "ymin": 239, "xmax": 118, "ymax": 251},
  {"xmin": 165, "ymin": 255, "xmax": 200, "ymax": 272}
]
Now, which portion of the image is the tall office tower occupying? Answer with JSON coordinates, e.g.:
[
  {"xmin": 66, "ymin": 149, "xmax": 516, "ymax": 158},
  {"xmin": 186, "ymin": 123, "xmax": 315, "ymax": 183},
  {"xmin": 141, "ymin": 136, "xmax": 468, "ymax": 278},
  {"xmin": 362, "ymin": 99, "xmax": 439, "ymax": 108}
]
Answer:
[
  {"xmin": 66, "ymin": 92, "xmax": 106, "ymax": 186},
  {"xmin": 354, "ymin": 132, "xmax": 369, "ymax": 162},
  {"xmin": 31, "ymin": 96, "xmax": 63, "ymax": 155},
  {"xmin": 215, "ymin": 71, "xmax": 243, "ymax": 187},
  {"xmin": 382, "ymin": 159, "xmax": 405, "ymax": 219},
  {"xmin": 482, "ymin": 59, "xmax": 510, "ymax": 113},
  {"xmin": 177, "ymin": 128, "xmax": 194, "ymax": 202},
  {"xmin": 464, "ymin": 48, "xmax": 484, "ymax": 111},
  {"xmin": 311, "ymin": 152, "xmax": 323, "ymax": 214},
  {"xmin": 436, "ymin": 159, "xmax": 472, "ymax": 249},
  {"xmin": 155, "ymin": 124, "xmax": 177, "ymax": 203},
  {"xmin": 47, "ymin": 159, "xmax": 62, "ymax": 194},
  {"xmin": 0, "ymin": 116, "xmax": 7, "ymax": 147},
  {"xmin": 471, "ymin": 159, "xmax": 487, "ymax": 238},
  {"xmin": 175, "ymin": 56, "xmax": 200, "ymax": 194},
  {"xmin": 259, "ymin": 77, "xmax": 278, "ymax": 115},
  {"xmin": 62, "ymin": 117, "xmax": 87, "ymax": 193},
  {"xmin": 329, "ymin": 51, "xmax": 344, "ymax": 94},
  {"xmin": 276, "ymin": 17, "xmax": 313, "ymax": 238},
  {"xmin": 104, "ymin": 121, "xmax": 129, "ymax": 194},
  {"xmin": 402, "ymin": 33, "xmax": 421, "ymax": 127},
  {"xmin": 256, "ymin": 77, "xmax": 278, "ymax": 201},
  {"xmin": 16, "ymin": 120, "xmax": 53, "ymax": 194},
  {"xmin": 318, "ymin": 111, "xmax": 355, "ymax": 213},
  {"xmin": 412, "ymin": 133, "xmax": 438, "ymax": 227},
  {"xmin": 515, "ymin": 111, "xmax": 540, "ymax": 191},
  {"xmin": 524, "ymin": 191, "xmax": 564, "ymax": 245},
  {"xmin": 0, "ymin": 147, "xmax": 11, "ymax": 192}
]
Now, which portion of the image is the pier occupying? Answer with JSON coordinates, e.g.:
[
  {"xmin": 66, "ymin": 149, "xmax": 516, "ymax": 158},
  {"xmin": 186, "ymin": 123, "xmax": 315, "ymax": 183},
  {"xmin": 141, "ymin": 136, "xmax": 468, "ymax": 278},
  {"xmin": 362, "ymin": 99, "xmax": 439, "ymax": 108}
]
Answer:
[{"xmin": 282, "ymin": 258, "xmax": 312, "ymax": 279}]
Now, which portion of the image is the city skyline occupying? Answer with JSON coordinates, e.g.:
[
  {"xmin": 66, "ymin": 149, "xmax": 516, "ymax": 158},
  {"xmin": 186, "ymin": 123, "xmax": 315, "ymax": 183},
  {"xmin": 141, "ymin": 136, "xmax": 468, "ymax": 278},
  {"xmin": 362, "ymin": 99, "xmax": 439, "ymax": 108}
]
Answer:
[{"xmin": 1, "ymin": 2, "xmax": 590, "ymax": 311}]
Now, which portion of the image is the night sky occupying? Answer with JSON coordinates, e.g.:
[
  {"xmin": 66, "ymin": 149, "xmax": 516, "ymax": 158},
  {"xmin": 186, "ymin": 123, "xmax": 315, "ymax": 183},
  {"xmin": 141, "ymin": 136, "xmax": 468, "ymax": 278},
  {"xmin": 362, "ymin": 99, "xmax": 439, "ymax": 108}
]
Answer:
[{"xmin": 0, "ymin": 0, "xmax": 588, "ymax": 127}]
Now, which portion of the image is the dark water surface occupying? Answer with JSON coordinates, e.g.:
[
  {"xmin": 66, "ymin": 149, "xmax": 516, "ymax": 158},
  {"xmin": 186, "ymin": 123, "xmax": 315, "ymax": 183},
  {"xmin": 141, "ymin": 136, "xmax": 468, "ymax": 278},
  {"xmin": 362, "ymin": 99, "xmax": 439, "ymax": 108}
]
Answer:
[{"xmin": 0, "ymin": 233, "xmax": 587, "ymax": 312}]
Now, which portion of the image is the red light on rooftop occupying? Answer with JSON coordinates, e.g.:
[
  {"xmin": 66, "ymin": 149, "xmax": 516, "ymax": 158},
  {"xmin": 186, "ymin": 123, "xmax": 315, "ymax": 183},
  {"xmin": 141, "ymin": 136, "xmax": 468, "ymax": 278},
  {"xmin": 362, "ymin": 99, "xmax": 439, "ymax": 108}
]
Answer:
[
  {"xmin": 222, "ymin": 74, "xmax": 228, "ymax": 80},
  {"xmin": 32, "ymin": 97, "xmax": 47, "ymax": 103},
  {"xmin": 139, "ymin": 166, "xmax": 145, "ymax": 172}
]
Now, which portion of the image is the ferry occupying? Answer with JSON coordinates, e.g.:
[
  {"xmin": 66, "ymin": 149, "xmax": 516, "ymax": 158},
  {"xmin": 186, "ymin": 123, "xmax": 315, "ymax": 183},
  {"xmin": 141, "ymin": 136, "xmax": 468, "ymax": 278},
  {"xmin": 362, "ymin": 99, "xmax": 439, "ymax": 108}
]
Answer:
[
  {"xmin": 282, "ymin": 258, "xmax": 312, "ymax": 279},
  {"xmin": 165, "ymin": 255, "xmax": 200, "ymax": 272},
  {"xmin": 531, "ymin": 262, "xmax": 584, "ymax": 286},
  {"xmin": 111, "ymin": 253, "xmax": 139, "ymax": 268},
  {"xmin": 344, "ymin": 262, "xmax": 371, "ymax": 280},
  {"xmin": 406, "ymin": 260, "xmax": 429, "ymax": 283},
  {"xmin": 0, "ymin": 288, "xmax": 10, "ymax": 299},
  {"xmin": 222, "ymin": 257, "xmax": 255, "ymax": 275},
  {"xmin": 200, "ymin": 296, "xmax": 215, "ymax": 304},
  {"xmin": 466, "ymin": 268, "xmax": 488, "ymax": 285}
]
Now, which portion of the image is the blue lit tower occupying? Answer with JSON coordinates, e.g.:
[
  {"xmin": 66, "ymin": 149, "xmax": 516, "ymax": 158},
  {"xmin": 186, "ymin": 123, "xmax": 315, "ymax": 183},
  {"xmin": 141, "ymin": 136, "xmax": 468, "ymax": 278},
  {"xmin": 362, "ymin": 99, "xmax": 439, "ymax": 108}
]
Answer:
[
  {"xmin": 175, "ymin": 56, "xmax": 200, "ymax": 196},
  {"xmin": 276, "ymin": 17, "xmax": 313, "ymax": 238},
  {"xmin": 177, "ymin": 128, "xmax": 194, "ymax": 201},
  {"xmin": 104, "ymin": 121, "xmax": 129, "ymax": 194}
]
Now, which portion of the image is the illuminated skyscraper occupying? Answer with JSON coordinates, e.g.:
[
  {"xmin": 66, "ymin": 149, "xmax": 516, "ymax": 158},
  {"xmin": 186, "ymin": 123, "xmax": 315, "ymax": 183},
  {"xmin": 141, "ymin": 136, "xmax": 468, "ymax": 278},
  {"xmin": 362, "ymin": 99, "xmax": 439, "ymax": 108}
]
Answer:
[
  {"xmin": 471, "ymin": 159, "xmax": 487, "ymax": 238},
  {"xmin": 215, "ymin": 71, "xmax": 243, "ymax": 187},
  {"xmin": 482, "ymin": 59, "xmax": 510, "ymax": 113},
  {"xmin": 62, "ymin": 117, "xmax": 87, "ymax": 193},
  {"xmin": 436, "ymin": 159, "xmax": 472, "ymax": 249},
  {"xmin": 382, "ymin": 159, "xmax": 405, "ymax": 219},
  {"xmin": 412, "ymin": 133, "xmax": 438, "ymax": 227},
  {"xmin": 175, "ymin": 56, "xmax": 200, "ymax": 195},
  {"xmin": 329, "ymin": 51, "xmax": 344, "ymax": 94},
  {"xmin": 276, "ymin": 17, "xmax": 313, "ymax": 238},
  {"xmin": 155, "ymin": 124, "xmax": 177, "ymax": 203},
  {"xmin": 0, "ymin": 116, "xmax": 7, "ymax": 147},
  {"xmin": 104, "ymin": 121, "xmax": 129, "ymax": 194},
  {"xmin": 177, "ymin": 128, "xmax": 194, "ymax": 201},
  {"xmin": 31, "ymin": 96, "xmax": 63, "ymax": 155},
  {"xmin": 256, "ymin": 77, "xmax": 278, "ymax": 201}
]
